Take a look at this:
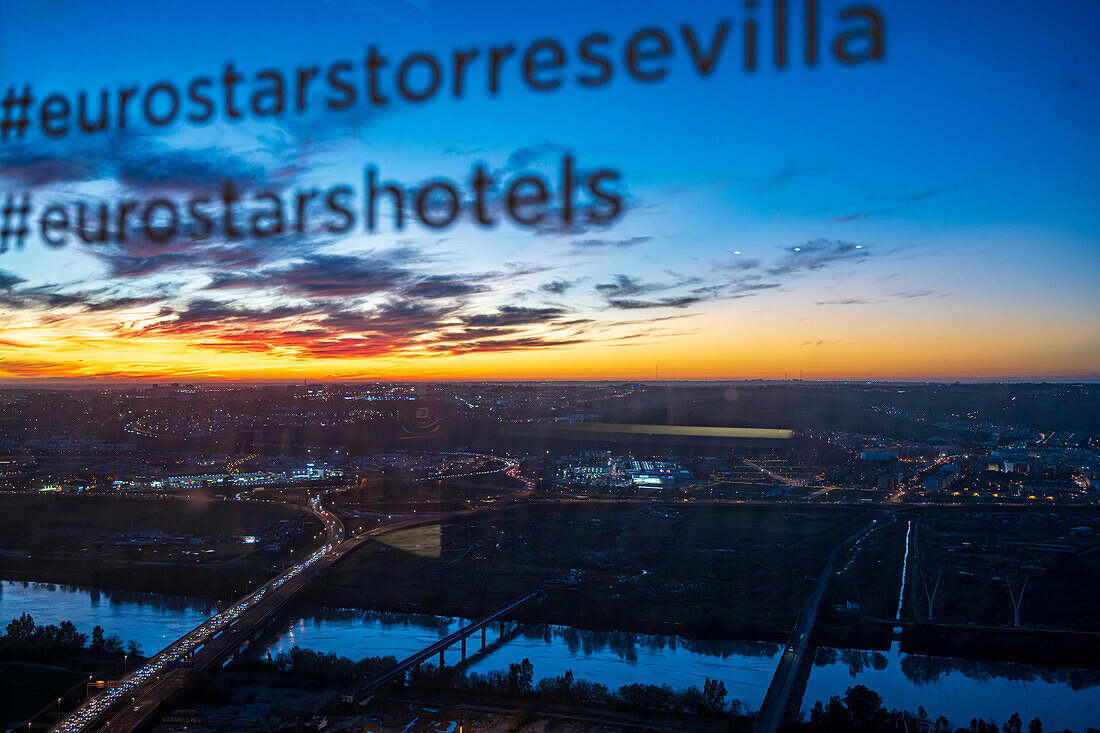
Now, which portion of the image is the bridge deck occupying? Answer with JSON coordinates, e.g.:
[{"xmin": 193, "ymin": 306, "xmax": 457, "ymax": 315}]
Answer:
[
  {"xmin": 754, "ymin": 518, "xmax": 881, "ymax": 733},
  {"xmin": 356, "ymin": 589, "xmax": 544, "ymax": 696}
]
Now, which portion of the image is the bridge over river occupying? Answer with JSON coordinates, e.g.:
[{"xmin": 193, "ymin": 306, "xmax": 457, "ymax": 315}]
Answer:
[{"xmin": 50, "ymin": 495, "xmax": 474, "ymax": 733}]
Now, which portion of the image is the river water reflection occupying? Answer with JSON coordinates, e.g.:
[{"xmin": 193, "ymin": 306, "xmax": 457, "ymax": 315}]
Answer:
[
  {"xmin": 262, "ymin": 607, "xmax": 1100, "ymax": 729},
  {"xmin": 261, "ymin": 607, "xmax": 781, "ymax": 710},
  {"xmin": 802, "ymin": 646, "xmax": 1100, "ymax": 731},
  {"xmin": 0, "ymin": 579, "xmax": 219, "ymax": 656},
  {"xmin": 3, "ymin": 581, "xmax": 1098, "ymax": 730}
]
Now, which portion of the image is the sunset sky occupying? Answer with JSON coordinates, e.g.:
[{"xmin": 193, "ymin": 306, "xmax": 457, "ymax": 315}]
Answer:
[{"xmin": 0, "ymin": 0, "xmax": 1097, "ymax": 382}]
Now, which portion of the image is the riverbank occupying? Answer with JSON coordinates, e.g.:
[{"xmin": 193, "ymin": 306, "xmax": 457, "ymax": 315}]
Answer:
[{"xmin": 5, "ymin": 581, "xmax": 1100, "ymax": 732}]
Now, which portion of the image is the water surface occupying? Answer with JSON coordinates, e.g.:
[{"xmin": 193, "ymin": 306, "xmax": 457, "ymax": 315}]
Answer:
[{"xmin": 0, "ymin": 579, "xmax": 218, "ymax": 656}]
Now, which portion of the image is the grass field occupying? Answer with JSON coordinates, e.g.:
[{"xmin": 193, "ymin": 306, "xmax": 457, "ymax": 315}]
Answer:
[
  {"xmin": 311, "ymin": 503, "xmax": 870, "ymax": 639},
  {"xmin": 0, "ymin": 659, "xmax": 118, "ymax": 728},
  {"xmin": 910, "ymin": 508, "xmax": 1100, "ymax": 632},
  {"xmin": 0, "ymin": 494, "xmax": 320, "ymax": 600}
]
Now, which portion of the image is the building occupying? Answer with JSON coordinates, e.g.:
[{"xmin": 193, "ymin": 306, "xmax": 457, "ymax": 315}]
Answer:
[{"xmin": 924, "ymin": 465, "xmax": 959, "ymax": 492}]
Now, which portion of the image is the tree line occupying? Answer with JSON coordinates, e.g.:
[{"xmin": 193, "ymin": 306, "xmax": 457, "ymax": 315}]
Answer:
[{"xmin": 1, "ymin": 613, "xmax": 141, "ymax": 661}]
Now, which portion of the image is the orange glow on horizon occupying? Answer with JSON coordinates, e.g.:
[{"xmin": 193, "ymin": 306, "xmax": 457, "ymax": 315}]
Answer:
[{"xmin": 2, "ymin": 308, "xmax": 1096, "ymax": 383}]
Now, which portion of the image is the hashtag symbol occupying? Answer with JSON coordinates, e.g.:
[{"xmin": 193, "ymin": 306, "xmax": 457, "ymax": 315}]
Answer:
[
  {"xmin": 0, "ymin": 194, "xmax": 31, "ymax": 254},
  {"xmin": 1, "ymin": 85, "xmax": 33, "ymax": 141}
]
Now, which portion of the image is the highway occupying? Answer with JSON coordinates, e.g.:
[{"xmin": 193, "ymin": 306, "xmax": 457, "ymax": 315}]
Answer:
[
  {"xmin": 53, "ymin": 470, "xmax": 887, "ymax": 733},
  {"xmin": 753, "ymin": 518, "xmax": 880, "ymax": 733},
  {"xmin": 50, "ymin": 493, "xmax": 465, "ymax": 733}
]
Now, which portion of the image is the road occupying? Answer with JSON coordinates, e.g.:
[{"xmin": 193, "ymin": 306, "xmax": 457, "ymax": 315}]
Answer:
[
  {"xmin": 357, "ymin": 589, "xmax": 544, "ymax": 696},
  {"xmin": 741, "ymin": 459, "xmax": 805, "ymax": 487},
  {"xmin": 51, "ymin": 493, "xmax": 469, "ymax": 733},
  {"xmin": 753, "ymin": 518, "xmax": 880, "ymax": 733},
  {"xmin": 54, "ymin": 477, "xmax": 890, "ymax": 732},
  {"xmin": 50, "ymin": 494, "xmax": 347, "ymax": 732}
]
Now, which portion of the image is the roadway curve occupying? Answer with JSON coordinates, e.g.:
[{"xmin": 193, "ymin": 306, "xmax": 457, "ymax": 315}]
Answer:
[{"xmin": 51, "ymin": 493, "xmax": 467, "ymax": 733}]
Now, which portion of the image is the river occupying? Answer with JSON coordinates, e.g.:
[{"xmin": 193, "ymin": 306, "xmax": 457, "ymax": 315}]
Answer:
[
  {"xmin": 3, "ymin": 580, "xmax": 1099, "ymax": 730},
  {"xmin": 0, "ymin": 579, "xmax": 219, "ymax": 656}
]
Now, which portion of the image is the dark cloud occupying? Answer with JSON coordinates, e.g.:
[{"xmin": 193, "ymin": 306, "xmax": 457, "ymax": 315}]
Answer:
[
  {"xmin": 427, "ymin": 335, "xmax": 586, "ymax": 355},
  {"xmin": 531, "ymin": 216, "xmax": 618, "ymax": 237},
  {"xmin": 571, "ymin": 236, "xmax": 651, "ymax": 251},
  {"xmin": 539, "ymin": 279, "xmax": 574, "ymax": 295},
  {"xmin": 462, "ymin": 305, "xmax": 566, "ymax": 328},
  {"xmin": 872, "ymin": 181, "xmax": 981, "ymax": 203},
  {"xmin": 115, "ymin": 146, "xmax": 271, "ymax": 190},
  {"xmin": 0, "ymin": 276, "xmax": 166, "ymax": 314},
  {"xmin": 493, "ymin": 261, "xmax": 555, "ymax": 279},
  {"xmin": 0, "ymin": 271, "xmax": 27, "ymax": 289},
  {"xmin": 0, "ymin": 288, "xmax": 83, "ymax": 309},
  {"xmin": 725, "ymin": 280, "xmax": 782, "ymax": 297},
  {"xmin": 106, "ymin": 252, "xmax": 196, "ymax": 279},
  {"xmin": 88, "ymin": 225, "xmax": 338, "ymax": 280},
  {"xmin": 594, "ymin": 275, "xmax": 667, "ymax": 299},
  {"xmin": 77, "ymin": 296, "xmax": 162, "ymax": 312},
  {"xmin": 749, "ymin": 164, "xmax": 828, "ymax": 192},
  {"xmin": 136, "ymin": 299, "xmax": 416, "ymax": 359},
  {"xmin": 155, "ymin": 299, "xmax": 314, "ymax": 332},
  {"xmin": 607, "ymin": 295, "xmax": 704, "ymax": 310},
  {"xmin": 443, "ymin": 144, "xmax": 494, "ymax": 156},
  {"xmin": 401, "ymin": 275, "xmax": 490, "ymax": 300},
  {"xmin": 891, "ymin": 289, "xmax": 941, "ymax": 299},
  {"xmin": 833, "ymin": 209, "xmax": 892, "ymax": 222},
  {"xmin": 816, "ymin": 298, "xmax": 875, "ymax": 306},
  {"xmin": 0, "ymin": 150, "xmax": 97, "ymax": 187},
  {"xmin": 594, "ymin": 270, "xmax": 780, "ymax": 311},
  {"xmin": 205, "ymin": 252, "xmax": 414, "ymax": 297},
  {"xmin": 767, "ymin": 239, "xmax": 869, "ymax": 276},
  {"xmin": 358, "ymin": 300, "xmax": 457, "ymax": 335},
  {"xmin": 436, "ymin": 327, "xmax": 515, "ymax": 341},
  {"xmin": 125, "ymin": 291, "xmax": 598, "ymax": 361},
  {"xmin": 503, "ymin": 141, "xmax": 567, "ymax": 172},
  {"xmin": 0, "ymin": 133, "xmax": 276, "ymax": 193}
]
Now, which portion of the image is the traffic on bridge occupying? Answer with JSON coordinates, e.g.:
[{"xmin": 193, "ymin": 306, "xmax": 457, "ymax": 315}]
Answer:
[{"xmin": 51, "ymin": 495, "xmax": 347, "ymax": 733}]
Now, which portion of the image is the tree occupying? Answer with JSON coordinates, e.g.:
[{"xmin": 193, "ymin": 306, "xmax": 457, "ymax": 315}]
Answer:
[
  {"xmin": 701, "ymin": 677, "xmax": 727, "ymax": 713},
  {"xmin": 810, "ymin": 700, "xmax": 826, "ymax": 725},
  {"xmin": 90, "ymin": 626, "xmax": 105, "ymax": 652},
  {"xmin": 823, "ymin": 697, "xmax": 852, "ymax": 730},
  {"xmin": 103, "ymin": 633, "xmax": 124, "ymax": 654},
  {"xmin": 969, "ymin": 718, "xmax": 998, "ymax": 733},
  {"xmin": 1003, "ymin": 712, "xmax": 1022, "ymax": 733},
  {"xmin": 843, "ymin": 685, "xmax": 883, "ymax": 727},
  {"xmin": 1028, "ymin": 718, "xmax": 1042, "ymax": 733},
  {"xmin": 57, "ymin": 620, "xmax": 87, "ymax": 651},
  {"xmin": 507, "ymin": 658, "xmax": 534, "ymax": 692},
  {"xmin": 5, "ymin": 612, "xmax": 36, "ymax": 641}
]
